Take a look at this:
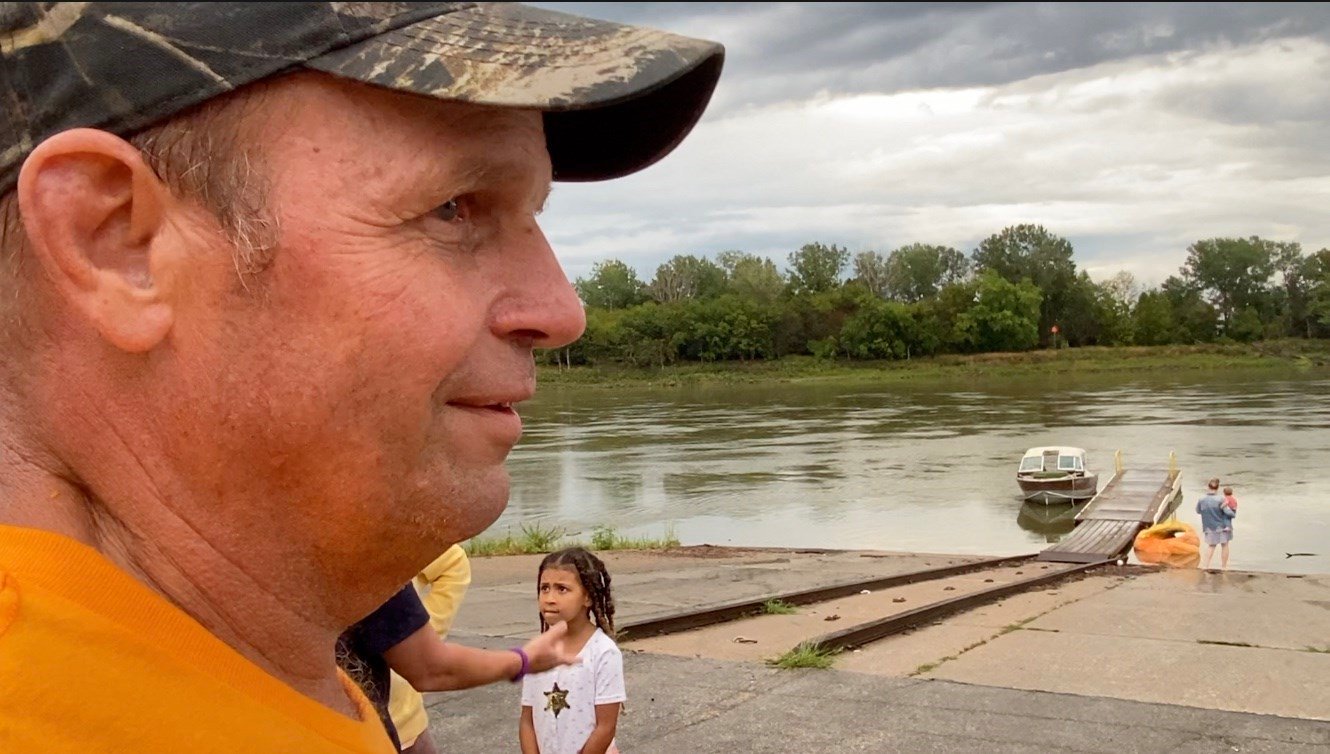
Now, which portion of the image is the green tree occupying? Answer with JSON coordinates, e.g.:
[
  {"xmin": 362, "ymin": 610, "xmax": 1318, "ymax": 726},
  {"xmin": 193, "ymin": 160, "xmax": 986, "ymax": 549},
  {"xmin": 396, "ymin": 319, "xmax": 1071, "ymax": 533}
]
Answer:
[
  {"xmin": 1056, "ymin": 272, "xmax": 1101, "ymax": 346},
  {"xmin": 787, "ymin": 242, "xmax": 849, "ymax": 295},
  {"xmin": 616, "ymin": 303, "xmax": 683, "ymax": 366},
  {"xmin": 555, "ymin": 306, "xmax": 629, "ymax": 365},
  {"xmin": 971, "ymin": 225, "xmax": 1077, "ymax": 345},
  {"xmin": 676, "ymin": 296, "xmax": 778, "ymax": 361},
  {"xmin": 1305, "ymin": 249, "xmax": 1330, "ymax": 338},
  {"xmin": 1095, "ymin": 271, "xmax": 1138, "ymax": 346},
  {"xmin": 778, "ymin": 286, "xmax": 860, "ymax": 357},
  {"xmin": 1181, "ymin": 236, "xmax": 1276, "ymax": 330},
  {"xmin": 840, "ymin": 298, "xmax": 913, "ymax": 359},
  {"xmin": 852, "ymin": 250, "xmax": 890, "ymax": 299},
  {"xmin": 884, "ymin": 243, "xmax": 968, "ymax": 302},
  {"xmin": 648, "ymin": 254, "xmax": 727, "ymax": 303},
  {"xmin": 908, "ymin": 285, "xmax": 972, "ymax": 355},
  {"xmin": 1270, "ymin": 241, "xmax": 1310, "ymax": 338},
  {"xmin": 1133, "ymin": 290, "xmax": 1176, "ymax": 345},
  {"xmin": 1228, "ymin": 307, "xmax": 1264, "ymax": 342},
  {"xmin": 953, "ymin": 271, "xmax": 1042, "ymax": 352},
  {"xmin": 1100, "ymin": 271, "xmax": 1139, "ymax": 311},
  {"xmin": 574, "ymin": 259, "xmax": 646, "ymax": 309},
  {"xmin": 1057, "ymin": 272, "xmax": 1136, "ymax": 347},
  {"xmin": 1161, "ymin": 275, "xmax": 1219, "ymax": 343},
  {"xmin": 717, "ymin": 251, "xmax": 785, "ymax": 302}
]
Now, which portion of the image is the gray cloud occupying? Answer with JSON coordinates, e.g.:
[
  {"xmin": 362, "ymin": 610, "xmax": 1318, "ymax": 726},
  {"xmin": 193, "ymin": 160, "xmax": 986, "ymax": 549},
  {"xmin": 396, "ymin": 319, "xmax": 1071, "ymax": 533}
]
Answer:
[
  {"xmin": 541, "ymin": 3, "xmax": 1330, "ymax": 109},
  {"xmin": 529, "ymin": 3, "xmax": 1330, "ymax": 287}
]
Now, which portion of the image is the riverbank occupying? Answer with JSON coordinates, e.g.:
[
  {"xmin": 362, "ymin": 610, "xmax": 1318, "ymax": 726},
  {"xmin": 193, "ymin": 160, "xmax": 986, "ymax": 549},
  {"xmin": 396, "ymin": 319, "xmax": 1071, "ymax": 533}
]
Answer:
[
  {"xmin": 427, "ymin": 547, "xmax": 1329, "ymax": 752},
  {"xmin": 537, "ymin": 340, "xmax": 1330, "ymax": 387}
]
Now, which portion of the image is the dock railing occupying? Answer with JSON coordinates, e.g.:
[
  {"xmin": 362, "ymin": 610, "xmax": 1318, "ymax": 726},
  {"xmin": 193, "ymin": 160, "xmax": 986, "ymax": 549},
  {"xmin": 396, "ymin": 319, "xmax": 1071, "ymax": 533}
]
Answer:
[{"xmin": 1114, "ymin": 449, "xmax": 1123, "ymax": 475}]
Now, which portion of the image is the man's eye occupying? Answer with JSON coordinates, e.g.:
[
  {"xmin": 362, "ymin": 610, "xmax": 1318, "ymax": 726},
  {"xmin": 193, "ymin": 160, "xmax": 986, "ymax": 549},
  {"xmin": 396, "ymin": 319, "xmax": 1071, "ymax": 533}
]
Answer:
[{"xmin": 433, "ymin": 198, "xmax": 461, "ymax": 222}]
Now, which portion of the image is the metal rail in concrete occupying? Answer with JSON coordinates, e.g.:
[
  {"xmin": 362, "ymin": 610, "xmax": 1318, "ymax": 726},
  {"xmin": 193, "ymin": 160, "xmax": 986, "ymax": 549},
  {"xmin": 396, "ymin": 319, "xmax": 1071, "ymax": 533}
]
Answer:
[
  {"xmin": 618, "ymin": 553, "xmax": 1035, "ymax": 640},
  {"xmin": 810, "ymin": 560, "xmax": 1112, "ymax": 652}
]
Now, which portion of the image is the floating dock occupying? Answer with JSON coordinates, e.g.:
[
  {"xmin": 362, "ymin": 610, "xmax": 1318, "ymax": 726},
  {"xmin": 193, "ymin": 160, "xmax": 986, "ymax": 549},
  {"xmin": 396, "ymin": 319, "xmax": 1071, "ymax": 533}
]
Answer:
[{"xmin": 1037, "ymin": 451, "xmax": 1182, "ymax": 564}]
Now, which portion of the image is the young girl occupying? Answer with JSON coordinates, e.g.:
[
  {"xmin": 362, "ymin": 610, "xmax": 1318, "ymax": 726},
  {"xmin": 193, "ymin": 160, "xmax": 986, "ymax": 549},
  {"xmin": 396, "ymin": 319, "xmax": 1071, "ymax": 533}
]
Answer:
[{"xmin": 520, "ymin": 548, "xmax": 624, "ymax": 754}]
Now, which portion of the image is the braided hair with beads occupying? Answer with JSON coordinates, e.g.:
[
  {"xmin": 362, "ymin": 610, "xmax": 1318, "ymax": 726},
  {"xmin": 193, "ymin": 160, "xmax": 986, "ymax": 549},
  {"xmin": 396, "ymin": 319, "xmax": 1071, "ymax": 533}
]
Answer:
[{"xmin": 537, "ymin": 547, "xmax": 616, "ymax": 639}]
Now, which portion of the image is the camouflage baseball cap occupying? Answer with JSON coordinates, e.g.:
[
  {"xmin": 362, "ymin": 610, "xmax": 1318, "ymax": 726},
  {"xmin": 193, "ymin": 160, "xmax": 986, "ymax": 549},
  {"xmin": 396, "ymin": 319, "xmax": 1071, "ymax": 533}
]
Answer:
[{"xmin": 0, "ymin": 2, "xmax": 724, "ymax": 192}]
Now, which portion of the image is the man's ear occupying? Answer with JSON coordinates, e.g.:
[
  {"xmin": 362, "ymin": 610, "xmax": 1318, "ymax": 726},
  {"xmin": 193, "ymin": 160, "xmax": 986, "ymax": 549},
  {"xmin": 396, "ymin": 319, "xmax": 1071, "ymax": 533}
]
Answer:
[{"xmin": 16, "ymin": 128, "xmax": 175, "ymax": 353}]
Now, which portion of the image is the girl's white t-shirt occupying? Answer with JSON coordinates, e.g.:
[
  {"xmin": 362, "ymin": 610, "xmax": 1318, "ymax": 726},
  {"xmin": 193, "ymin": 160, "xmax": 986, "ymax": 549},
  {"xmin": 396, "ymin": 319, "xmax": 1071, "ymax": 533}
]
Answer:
[{"xmin": 521, "ymin": 627, "xmax": 626, "ymax": 754}]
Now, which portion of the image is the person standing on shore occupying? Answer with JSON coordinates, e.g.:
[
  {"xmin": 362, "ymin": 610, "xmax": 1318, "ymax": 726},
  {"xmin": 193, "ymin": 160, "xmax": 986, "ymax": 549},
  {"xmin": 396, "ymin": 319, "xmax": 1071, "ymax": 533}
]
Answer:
[{"xmin": 1197, "ymin": 478, "xmax": 1236, "ymax": 570}]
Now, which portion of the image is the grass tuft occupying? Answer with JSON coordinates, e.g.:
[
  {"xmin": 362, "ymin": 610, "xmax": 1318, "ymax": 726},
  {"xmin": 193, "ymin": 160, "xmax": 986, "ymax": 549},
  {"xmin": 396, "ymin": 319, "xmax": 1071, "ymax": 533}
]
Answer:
[
  {"xmin": 1305, "ymin": 645, "xmax": 1330, "ymax": 654},
  {"xmin": 520, "ymin": 522, "xmax": 565, "ymax": 552},
  {"xmin": 464, "ymin": 523, "xmax": 568, "ymax": 557},
  {"xmin": 589, "ymin": 525, "xmax": 680, "ymax": 551},
  {"xmin": 767, "ymin": 641, "xmax": 840, "ymax": 670},
  {"xmin": 466, "ymin": 523, "xmax": 680, "ymax": 557},
  {"xmin": 761, "ymin": 598, "xmax": 798, "ymax": 615}
]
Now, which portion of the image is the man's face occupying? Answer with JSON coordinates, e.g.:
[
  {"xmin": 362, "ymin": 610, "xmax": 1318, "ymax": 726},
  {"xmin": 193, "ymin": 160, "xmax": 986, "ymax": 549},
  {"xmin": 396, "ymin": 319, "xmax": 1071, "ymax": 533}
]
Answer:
[{"xmin": 167, "ymin": 75, "xmax": 584, "ymax": 589}]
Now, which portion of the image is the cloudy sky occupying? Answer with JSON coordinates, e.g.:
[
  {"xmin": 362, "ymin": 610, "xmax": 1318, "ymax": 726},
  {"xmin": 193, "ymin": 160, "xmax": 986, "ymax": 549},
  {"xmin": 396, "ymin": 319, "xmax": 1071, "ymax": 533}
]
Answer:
[{"xmin": 533, "ymin": 2, "xmax": 1330, "ymax": 288}]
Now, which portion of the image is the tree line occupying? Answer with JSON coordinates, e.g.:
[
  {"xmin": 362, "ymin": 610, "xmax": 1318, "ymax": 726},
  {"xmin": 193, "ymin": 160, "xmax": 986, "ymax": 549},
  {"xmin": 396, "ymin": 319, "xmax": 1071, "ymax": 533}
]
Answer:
[{"xmin": 551, "ymin": 224, "xmax": 1330, "ymax": 367}]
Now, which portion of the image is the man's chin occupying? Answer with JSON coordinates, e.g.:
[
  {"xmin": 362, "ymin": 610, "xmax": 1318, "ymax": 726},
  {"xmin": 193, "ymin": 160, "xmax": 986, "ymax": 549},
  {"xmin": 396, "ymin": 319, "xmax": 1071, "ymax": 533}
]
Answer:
[{"xmin": 440, "ymin": 468, "xmax": 512, "ymax": 543}]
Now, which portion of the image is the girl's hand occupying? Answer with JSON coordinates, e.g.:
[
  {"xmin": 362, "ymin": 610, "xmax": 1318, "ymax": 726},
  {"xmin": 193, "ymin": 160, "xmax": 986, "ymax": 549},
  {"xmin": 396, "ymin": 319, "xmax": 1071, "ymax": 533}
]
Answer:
[{"xmin": 523, "ymin": 620, "xmax": 579, "ymax": 673}]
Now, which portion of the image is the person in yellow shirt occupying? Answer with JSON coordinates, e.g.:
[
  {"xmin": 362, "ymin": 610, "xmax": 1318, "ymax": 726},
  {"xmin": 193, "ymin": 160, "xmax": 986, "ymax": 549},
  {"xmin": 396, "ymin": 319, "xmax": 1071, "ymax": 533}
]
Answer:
[
  {"xmin": 388, "ymin": 546, "xmax": 473, "ymax": 754},
  {"xmin": 0, "ymin": 2, "xmax": 724, "ymax": 751},
  {"xmin": 338, "ymin": 550, "xmax": 542, "ymax": 753}
]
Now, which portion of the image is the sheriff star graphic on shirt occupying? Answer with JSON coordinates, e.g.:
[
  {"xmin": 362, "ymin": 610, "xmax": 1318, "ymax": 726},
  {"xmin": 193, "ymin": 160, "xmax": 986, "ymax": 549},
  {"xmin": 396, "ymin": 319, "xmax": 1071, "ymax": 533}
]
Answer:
[{"xmin": 544, "ymin": 683, "xmax": 571, "ymax": 717}]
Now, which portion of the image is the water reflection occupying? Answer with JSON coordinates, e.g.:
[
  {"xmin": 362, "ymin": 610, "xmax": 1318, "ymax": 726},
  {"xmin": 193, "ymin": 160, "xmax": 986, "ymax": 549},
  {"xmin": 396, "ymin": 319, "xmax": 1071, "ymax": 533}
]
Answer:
[
  {"xmin": 500, "ymin": 371, "xmax": 1330, "ymax": 574},
  {"xmin": 1015, "ymin": 500, "xmax": 1085, "ymax": 542}
]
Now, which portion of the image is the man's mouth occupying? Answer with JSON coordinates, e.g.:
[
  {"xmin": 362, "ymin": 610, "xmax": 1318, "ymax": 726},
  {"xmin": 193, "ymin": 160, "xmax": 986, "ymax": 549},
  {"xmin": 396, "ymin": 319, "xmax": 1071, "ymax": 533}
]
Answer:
[
  {"xmin": 446, "ymin": 395, "xmax": 527, "ymax": 443},
  {"xmin": 447, "ymin": 389, "xmax": 532, "ymax": 411}
]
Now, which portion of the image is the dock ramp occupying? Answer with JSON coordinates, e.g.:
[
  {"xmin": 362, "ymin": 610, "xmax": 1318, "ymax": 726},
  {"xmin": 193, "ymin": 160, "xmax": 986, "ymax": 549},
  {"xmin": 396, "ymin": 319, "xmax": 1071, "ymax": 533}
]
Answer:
[{"xmin": 1038, "ymin": 452, "xmax": 1182, "ymax": 564}]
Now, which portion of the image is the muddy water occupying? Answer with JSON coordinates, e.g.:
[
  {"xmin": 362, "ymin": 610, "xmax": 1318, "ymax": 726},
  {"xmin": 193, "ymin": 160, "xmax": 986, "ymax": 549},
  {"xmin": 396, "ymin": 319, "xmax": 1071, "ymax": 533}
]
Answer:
[{"xmin": 499, "ymin": 370, "xmax": 1330, "ymax": 574}]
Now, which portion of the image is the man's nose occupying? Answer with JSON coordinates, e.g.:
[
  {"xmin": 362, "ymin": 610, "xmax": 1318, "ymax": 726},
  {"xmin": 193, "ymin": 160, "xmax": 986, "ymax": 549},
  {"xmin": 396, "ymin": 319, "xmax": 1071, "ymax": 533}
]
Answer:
[{"xmin": 491, "ymin": 221, "xmax": 586, "ymax": 349}]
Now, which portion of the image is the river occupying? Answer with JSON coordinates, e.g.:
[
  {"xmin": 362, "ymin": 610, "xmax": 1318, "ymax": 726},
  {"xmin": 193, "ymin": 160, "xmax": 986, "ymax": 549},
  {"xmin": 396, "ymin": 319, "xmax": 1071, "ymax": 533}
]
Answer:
[{"xmin": 499, "ymin": 369, "xmax": 1329, "ymax": 575}]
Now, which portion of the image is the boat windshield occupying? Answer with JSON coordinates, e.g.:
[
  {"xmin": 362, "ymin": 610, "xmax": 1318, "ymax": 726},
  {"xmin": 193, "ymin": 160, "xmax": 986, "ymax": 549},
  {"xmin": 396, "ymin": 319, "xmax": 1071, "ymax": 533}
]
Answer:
[
  {"xmin": 1019, "ymin": 457, "xmax": 1044, "ymax": 472},
  {"xmin": 1057, "ymin": 455, "xmax": 1083, "ymax": 471}
]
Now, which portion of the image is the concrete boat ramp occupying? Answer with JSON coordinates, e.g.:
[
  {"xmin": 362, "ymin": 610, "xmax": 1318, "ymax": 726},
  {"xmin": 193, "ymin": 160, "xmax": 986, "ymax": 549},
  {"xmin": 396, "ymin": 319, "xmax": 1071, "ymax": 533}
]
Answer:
[{"xmin": 420, "ymin": 547, "xmax": 1330, "ymax": 752}]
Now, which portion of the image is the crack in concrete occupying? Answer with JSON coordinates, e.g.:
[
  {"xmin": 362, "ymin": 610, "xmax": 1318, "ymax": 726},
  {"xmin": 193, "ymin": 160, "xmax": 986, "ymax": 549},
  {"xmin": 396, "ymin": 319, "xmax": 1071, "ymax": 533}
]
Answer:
[{"xmin": 906, "ymin": 575, "xmax": 1131, "ymax": 677}]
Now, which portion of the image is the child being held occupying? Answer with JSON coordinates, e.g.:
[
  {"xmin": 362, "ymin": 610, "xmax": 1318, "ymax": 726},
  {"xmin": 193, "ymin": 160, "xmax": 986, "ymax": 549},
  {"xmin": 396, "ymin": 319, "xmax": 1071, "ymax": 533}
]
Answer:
[
  {"xmin": 520, "ymin": 547, "xmax": 624, "ymax": 754},
  {"xmin": 1223, "ymin": 486, "xmax": 1238, "ymax": 514}
]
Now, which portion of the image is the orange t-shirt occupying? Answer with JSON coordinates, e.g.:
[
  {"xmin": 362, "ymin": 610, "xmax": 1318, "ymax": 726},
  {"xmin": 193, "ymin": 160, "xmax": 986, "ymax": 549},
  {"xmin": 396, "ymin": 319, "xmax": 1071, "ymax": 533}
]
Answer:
[{"xmin": 0, "ymin": 525, "xmax": 395, "ymax": 753}]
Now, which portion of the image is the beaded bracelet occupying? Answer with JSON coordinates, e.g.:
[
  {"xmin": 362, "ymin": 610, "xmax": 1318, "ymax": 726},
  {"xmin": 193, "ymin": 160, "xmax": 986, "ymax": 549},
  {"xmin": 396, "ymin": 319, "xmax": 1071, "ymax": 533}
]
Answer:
[{"xmin": 509, "ymin": 647, "xmax": 530, "ymax": 682}]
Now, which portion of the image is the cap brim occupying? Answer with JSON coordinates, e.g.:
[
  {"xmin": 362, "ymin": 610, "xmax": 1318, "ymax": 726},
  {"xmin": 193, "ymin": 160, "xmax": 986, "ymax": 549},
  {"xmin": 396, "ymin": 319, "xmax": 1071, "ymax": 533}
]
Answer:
[{"xmin": 304, "ymin": 3, "xmax": 723, "ymax": 182}]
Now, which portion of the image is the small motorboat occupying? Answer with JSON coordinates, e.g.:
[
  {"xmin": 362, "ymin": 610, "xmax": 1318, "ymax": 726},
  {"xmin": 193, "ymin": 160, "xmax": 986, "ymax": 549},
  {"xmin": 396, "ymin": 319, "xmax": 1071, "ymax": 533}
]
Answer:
[{"xmin": 1016, "ymin": 446, "xmax": 1098, "ymax": 504}]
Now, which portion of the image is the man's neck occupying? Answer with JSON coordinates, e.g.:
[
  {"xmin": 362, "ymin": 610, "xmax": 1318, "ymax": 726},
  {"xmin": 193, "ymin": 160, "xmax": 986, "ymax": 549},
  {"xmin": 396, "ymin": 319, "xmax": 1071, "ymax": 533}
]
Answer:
[{"xmin": 0, "ymin": 461, "xmax": 361, "ymax": 718}]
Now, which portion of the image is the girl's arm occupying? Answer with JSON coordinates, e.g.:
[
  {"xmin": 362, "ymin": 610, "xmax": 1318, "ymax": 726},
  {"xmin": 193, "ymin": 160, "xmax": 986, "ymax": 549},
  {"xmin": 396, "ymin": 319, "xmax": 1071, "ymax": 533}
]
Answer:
[
  {"xmin": 577, "ymin": 702, "xmax": 621, "ymax": 754},
  {"xmin": 385, "ymin": 620, "xmax": 575, "ymax": 692},
  {"xmin": 519, "ymin": 705, "xmax": 540, "ymax": 754}
]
